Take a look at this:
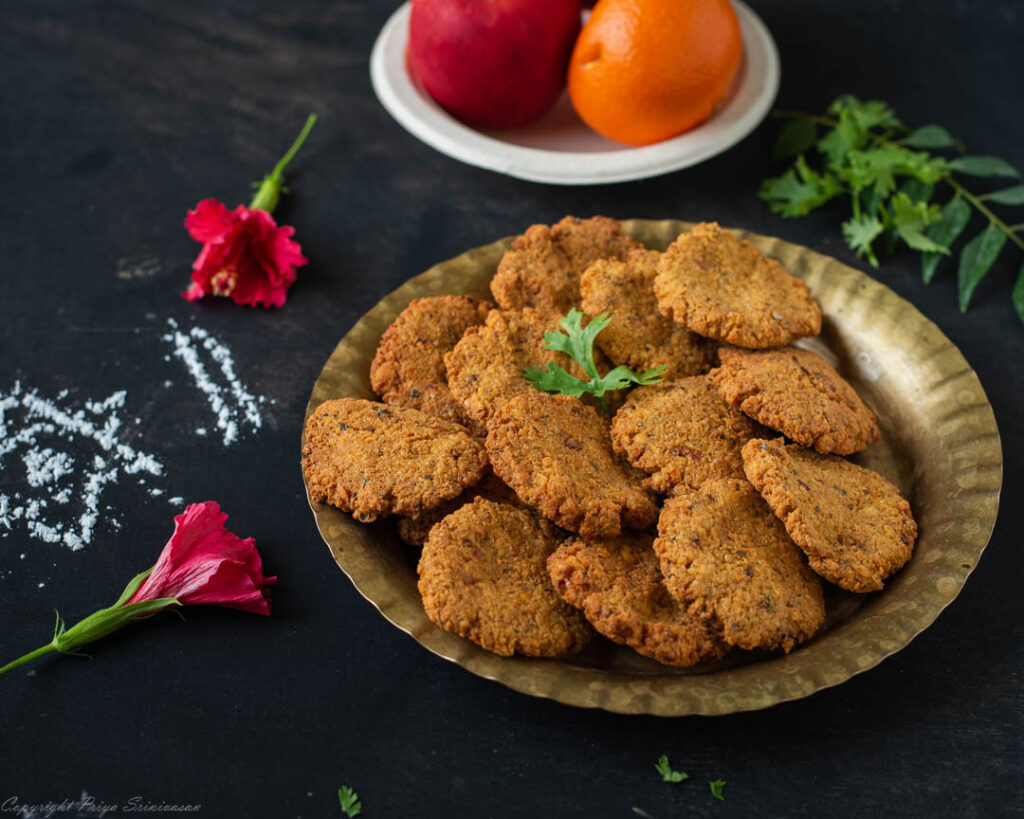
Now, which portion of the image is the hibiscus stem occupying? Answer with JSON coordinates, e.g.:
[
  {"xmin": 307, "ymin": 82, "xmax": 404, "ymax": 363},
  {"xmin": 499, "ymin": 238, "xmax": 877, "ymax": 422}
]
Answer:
[
  {"xmin": 0, "ymin": 642, "xmax": 58, "ymax": 675},
  {"xmin": 249, "ymin": 113, "xmax": 318, "ymax": 213}
]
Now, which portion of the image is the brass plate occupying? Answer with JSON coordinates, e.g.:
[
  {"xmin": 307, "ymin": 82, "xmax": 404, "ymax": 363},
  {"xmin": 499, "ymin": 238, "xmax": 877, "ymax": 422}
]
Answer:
[{"xmin": 302, "ymin": 219, "xmax": 1002, "ymax": 716}]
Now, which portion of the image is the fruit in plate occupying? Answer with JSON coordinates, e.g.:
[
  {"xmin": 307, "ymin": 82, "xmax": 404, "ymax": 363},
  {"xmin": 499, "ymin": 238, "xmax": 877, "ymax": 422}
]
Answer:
[
  {"xmin": 407, "ymin": 0, "xmax": 582, "ymax": 130},
  {"xmin": 568, "ymin": 0, "xmax": 743, "ymax": 146}
]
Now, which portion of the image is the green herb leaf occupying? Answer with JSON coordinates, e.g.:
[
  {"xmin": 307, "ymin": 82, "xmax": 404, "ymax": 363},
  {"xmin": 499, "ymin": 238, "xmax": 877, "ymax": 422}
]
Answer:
[
  {"xmin": 1012, "ymin": 264, "xmax": 1024, "ymax": 324},
  {"xmin": 900, "ymin": 177, "xmax": 933, "ymax": 204},
  {"xmin": 654, "ymin": 755, "xmax": 688, "ymax": 784},
  {"xmin": 840, "ymin": 147, "xmax": 947, "ymax": 197},
  {"xmin": 523, "ymin": 310, "xmax": 666, "ymax": 412},
  {"xmin": 985, "ymin": 184, "xmax": 1024, "ymax": 206},
  {"xmin": 759, "ymin": 156, "xmax": 843, "ymax": 217},
  {"xmin": 958, "ymin": 223, "xmax": 1007, "ymax": 311},
  {"xmin": 828, "ymin": 95, "xmax": 902, "ymax": 133},
  {"xmin": 904, "ymin": 124, "xmax": 955, "ymax": 149},
  {"xmin": 890, "ymin": 192, "xmax": 947, "ymax": 254},
  {"xmin": 522, "ymin": 361, "xmax": 592, "ymax": 399},
  {"xmin": 922, "ymin": 197, "xmax": 971, "ymax": 282},
  {"xmin": 817, "ymin": 108, "xmax": 866, "ymax": 169},
  {"xmin": 709, "ymin": 780, "xmax": 727, "ymax": 801},
  {"xmin": 950, "ymin": 155, "xmax": 1021, "ymax": 179},
  {"xmin": 772, "ymin": 119, "xmax": 817, "ymax": 160},
  {"xmin": 842, "ymin": 215, "xmax": 884, "ymax": 266},
  {"xmin": 338, "ymin": 786, "xmax": 362, "ymax": 817}
]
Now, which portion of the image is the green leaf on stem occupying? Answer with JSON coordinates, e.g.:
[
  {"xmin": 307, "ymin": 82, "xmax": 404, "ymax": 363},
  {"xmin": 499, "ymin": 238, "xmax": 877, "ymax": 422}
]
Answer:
[
  {"xmin": 759, "ymin": 156, "xmax": 843, "ymax": 217},
  {"xmin": 842, "ymin": 215, "xmax": 884, "ymax": 266},
  {"xmin": 950, "ymin": 155, "xmax": 1021, "ymax": 179},
  {"xmin": 772, "ymin": 119, "xmax": 817, "ymax": 160},
  {"xmin": 890, "ymin": 192, "xmax": 947, "ymax": 254},
  {"xmin": 922, "ymin": 197, "xmax": 971, "ymax": 282},
  {"xmin": 654, "ymin": 755, "xmax": 688, "ymax": 784},
  {"xmin": 958, "ymin": 224, "xmax": 1007, "ymax": 311},
  {"xmin": 985, "ymin": 184, "xmax": 1024, "ymax": 206},
  {"xmin": 904, "ymin": 124, "xmax": 955, "ymax": 149},
  {"xmin": 709, "ymin": 779, "xmax": 727, "ymax": 801},
  {"xmin": 523, "ymin": 310, "xmax": 665, "ymax": 413},
  {"xmin": 338, "ymin": 786, "xmax": 362, "ymax": 817},
  {"xmin": 828, "ymin": 95, "xmax": 902, "ymax": 132},
  {"xmin": 1013, "ymin": 265, "xmax": 1024, "ymax": 324}
]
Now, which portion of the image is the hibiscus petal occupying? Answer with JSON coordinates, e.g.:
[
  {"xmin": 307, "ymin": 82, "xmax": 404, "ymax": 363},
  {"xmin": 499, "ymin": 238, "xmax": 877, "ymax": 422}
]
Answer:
[
  {"xmin": 128, "ymin": 502, "xmax": 274, "ymax": 615},
  {"xmin": 184, "ymin": 199, "xmax": 239, "ymax": 244}
]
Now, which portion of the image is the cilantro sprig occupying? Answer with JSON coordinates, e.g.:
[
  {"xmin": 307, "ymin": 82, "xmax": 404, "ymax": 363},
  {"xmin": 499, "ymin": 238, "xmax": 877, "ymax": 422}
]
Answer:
[
  {"xmin": 761, "ymin": 94, "xmax": 1024, "ymax": 323},
  {"xmin": 655, "ymin": 754, "xmax": 689, "ymax": 784},
  {"xmin": 523, "ymin": 309, "xmax": 666, "ymax": 413},
  {"xmin": 338, "ymin": 786, "xmax": 362, "ymax": 817},
  {"xmin": 709, "ymin": 779, "xmax": 727, "ymax": 801}
]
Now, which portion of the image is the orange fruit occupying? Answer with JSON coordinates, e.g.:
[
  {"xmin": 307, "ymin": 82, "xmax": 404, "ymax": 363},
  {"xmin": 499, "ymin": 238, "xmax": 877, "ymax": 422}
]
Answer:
[{"xmin": 568, "ymin": 0, "xmax": 743, "ymax": 147}]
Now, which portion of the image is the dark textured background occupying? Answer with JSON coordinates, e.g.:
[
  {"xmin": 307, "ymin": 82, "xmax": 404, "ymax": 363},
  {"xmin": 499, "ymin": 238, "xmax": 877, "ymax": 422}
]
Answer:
[{"xmin": 2, "ymin": 1, "xmax": 1021, "ymax": 817}]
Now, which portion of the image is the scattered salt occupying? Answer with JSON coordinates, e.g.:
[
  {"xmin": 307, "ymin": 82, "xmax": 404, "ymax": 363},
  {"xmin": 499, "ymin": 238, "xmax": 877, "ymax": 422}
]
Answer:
[
  {"xmin": 0, "ymin": 382, "xmax": 164, "ymax": 551},
  {"xmin": 161, "ymin": 319, "xmax": 264, "ymax": 446}
]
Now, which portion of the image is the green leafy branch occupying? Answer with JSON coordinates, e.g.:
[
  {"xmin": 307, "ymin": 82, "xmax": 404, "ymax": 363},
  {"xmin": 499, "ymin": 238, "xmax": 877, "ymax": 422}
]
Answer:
[
  {"xmin": 760, "ymin": 95, "xmax": 1024, "ymax": 323},
  {"xmin": 523, "ymin": 309, "xmax": 665, "ymax": 414}
]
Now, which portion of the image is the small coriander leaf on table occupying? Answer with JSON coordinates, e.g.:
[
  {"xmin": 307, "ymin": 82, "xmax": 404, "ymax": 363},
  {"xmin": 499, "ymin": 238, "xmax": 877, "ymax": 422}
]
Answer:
[
  {"xmin": 338, "ymin": 786, "xmax": 362, "ymax": 817},
  {"xmin": 523, "ymin": 309, "xmax": 666, "ymax": 414},
  {"xmin": 654, "ymin": 754, "xmax": 688, "ymax": 784},
  {"xmin": 709, "ymin": 779, "xmax": 727, "ymax": 801}
]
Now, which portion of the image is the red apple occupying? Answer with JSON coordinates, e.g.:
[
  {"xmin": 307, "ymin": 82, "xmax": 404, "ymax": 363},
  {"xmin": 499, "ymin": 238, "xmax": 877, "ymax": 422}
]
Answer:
[{"xmin": 408, "ymin": 0, "xmax": 582, "ymax": 130}]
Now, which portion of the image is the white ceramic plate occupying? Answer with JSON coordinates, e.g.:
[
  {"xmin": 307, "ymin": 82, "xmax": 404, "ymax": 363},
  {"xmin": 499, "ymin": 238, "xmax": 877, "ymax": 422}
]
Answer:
[{"xmin": 369, "ymin": 1, "xmax": 780, "ymax": 185}]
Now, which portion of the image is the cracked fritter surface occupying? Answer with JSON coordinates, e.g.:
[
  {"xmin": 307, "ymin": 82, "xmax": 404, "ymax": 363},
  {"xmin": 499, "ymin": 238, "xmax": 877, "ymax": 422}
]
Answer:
[
  {"xmin": 653, "ymin": 222, "xmax": 822, "ymax": 348},
  {"xmin": 654, "ymin": 479, "xmax": 825, "ymax": 653},
  {"xmin": 444, "ymin": 308, "xmax": 603, "ymax": 429},
  {"xmin": 302, "ymin": 398, "xmax": 488, "ymax": 522},
  {"xmin": 370, "ymin": 295, "xmax": 491, "ymax": 435},
  {"xmin": 490, "ymin": 215, "xmax": 642, "ymax": 315},
  {"xmin": 417, "ymin": 499, "xmax": 593, "ymax": 657},
  {"xmin": 742, "ymin": 438, "xmax": 917, "ymax": 593},
  {"xmin": 548, "ymin": 534, "xmax": 729, "ymax": 667},
  {"xmin": 710, "ymin": 346, "xmax": 879, "ymax": 455},
  {"xmin": 580, "ymin": 249, "xmax": 717, "ymax": 379},
  {"xmin": 486, "ymin": 393, "xmax": 658, "ymax": 539},
  {"xmin": 397, "ymin": 470, "xmax": 520, "ymax": 546},
  {"xmin": 611, "ymin": 377, "xmax": 771, "ymax": 494}
]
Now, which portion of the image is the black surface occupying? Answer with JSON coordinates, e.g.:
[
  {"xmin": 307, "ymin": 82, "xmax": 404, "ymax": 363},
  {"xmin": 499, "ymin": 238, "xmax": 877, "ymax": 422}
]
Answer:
[{"xmin": 2, "ymin": 2, "xmax": 1022, "ymax": 817}]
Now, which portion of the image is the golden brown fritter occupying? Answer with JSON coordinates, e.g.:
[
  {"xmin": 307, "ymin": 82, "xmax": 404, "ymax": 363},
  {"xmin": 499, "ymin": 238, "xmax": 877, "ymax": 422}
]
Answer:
[
  {"xmin": 654, "ymin": 479, "xmax": 825, "ymax": 653},
  {"xmin": 547, "ymin": 534, "xmax": 730, "ymax": 667},
  {"xmin": 370, "ymin": 295, "xmax": 491, "ymax": 435},
  {"xmin": 444, "ymin": 308, "xmax": 598, "ymax": 429},
  {"xmin": 396, "ymin": 470, "xmax": 520, "ymax": 547},
  {"xmin": 486, "ymin": 393, "xmax": 659, "ymax": 539},
  {"xmin": 653, "ymin": 222, "xmax": 822, "ymax": 348},
  {"xmin": 710, "ymin": 346, "xmax": 879, "ymax": 455},
  {"xmin": 302, "ymin": 398, "xmax": 488, "ymax": 522},
  {"xmin": 490, "ymin": 215, "xmax": 642, "ymax": 315},
  {"xmin": 580, "ymin": 249, "xmax": 717, "ymax": 378},
  {"xmin": 742, "ymin": 438, "xmax": 917, "ymax": 593},
  {"xmin": 417, "ymin": 499, "xmax": 593, "ymax": 657},
  {"xmin": 610, "ymin": 376, "xmax": 771, "ymax": 494}
]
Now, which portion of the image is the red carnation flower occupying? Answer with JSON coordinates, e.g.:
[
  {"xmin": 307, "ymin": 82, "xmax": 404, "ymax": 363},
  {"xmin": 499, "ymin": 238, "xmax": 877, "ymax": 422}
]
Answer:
[
  {"xmin": 1, "ymin": 502, "xmax": 275, "ymax": 675},
  {"xmin": 183, "ymin": 114, "xmax": 316, "ymax": 308}
]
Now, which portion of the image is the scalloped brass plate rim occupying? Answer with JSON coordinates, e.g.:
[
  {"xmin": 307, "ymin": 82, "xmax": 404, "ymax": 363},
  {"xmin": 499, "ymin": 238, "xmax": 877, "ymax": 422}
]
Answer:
[{"xmin": 302, "ymin": 219, "xmax": 1002, "ymax": 717}]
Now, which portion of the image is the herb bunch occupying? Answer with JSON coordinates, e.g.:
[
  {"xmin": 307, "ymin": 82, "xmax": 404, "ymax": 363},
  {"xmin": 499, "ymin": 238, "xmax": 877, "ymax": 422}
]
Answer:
[
  {"xmin": 760, "ymin": 95, "xmax": 1024, "ymax": 322},
  {"xmin": 523, "ymin": 309, "xmax": 666, "ymax": 413}
]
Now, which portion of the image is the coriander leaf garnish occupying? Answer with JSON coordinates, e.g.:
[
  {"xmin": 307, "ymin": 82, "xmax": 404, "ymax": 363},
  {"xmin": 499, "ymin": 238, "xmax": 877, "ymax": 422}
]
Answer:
[
  {"xmin": 762, "ymin": 94, "xmax": 1024, "ymax": 322},
  {"xmin": 338, "ymin": 786, "xmax": 362, "ymax": 817},
  {"xmin": 654, "ymin": 754, "xmax": 688, "ymax": 784},
  {"xmin": 709, "ymin": 779, "xmax": 727, "ymax": 801},
  {"xmin": 523, "ymin": 309, "xmax": 666, "ymax": 414}
]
